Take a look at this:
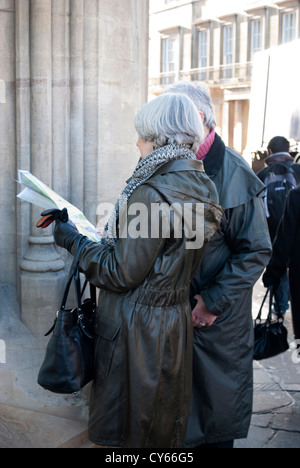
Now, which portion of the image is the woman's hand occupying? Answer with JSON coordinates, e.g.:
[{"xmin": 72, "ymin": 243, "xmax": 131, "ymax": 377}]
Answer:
[
  {"xmin": 54, "ymin": 218, "xmax": 82, "ymax": 253},
  {"xmin": 192, "ymin": 295, "xmax": 217, "ymax": 329},
  {"xmin": 37, "ymin": 208, "xmax": 83, "ymax": 253}
]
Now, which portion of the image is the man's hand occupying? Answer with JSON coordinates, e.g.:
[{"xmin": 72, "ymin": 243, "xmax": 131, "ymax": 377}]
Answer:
[{"xmin": 192, "ymin": 295, "xmax": 217, "ymax": 329}]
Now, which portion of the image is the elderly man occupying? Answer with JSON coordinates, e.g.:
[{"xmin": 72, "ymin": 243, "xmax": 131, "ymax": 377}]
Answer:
[{"xmin": 168, "ymin": 82, "xmax": 272, "ymax": 448}]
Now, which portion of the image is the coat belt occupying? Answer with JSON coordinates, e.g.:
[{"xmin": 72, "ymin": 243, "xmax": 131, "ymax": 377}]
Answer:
[{"xmin": 129, "ymin": 287, "xmax": 190, "ymax": 307}]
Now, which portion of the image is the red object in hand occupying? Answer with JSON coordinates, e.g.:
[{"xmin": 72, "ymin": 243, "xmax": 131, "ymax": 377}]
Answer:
[{"xmin": 36, "ymin": 208, "xmax": 68, "ymax": 229}]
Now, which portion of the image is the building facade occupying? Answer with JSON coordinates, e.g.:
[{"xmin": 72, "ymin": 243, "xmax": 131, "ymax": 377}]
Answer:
[{"xmin": 149, "ymin": 0, "xmax": 300, "ymax": 156}]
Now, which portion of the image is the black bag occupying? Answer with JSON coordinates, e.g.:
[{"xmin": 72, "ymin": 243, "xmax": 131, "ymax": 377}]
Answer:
[
  {"xmin": 253, "ymin": 287, "xmax": 289, "ymax": 361},
  {"xmin": 38, "ymin": 240, "xmax": 97, "ymax": 394}
]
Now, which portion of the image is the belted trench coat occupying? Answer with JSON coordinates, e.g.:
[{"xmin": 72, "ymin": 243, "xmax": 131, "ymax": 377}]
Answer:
[
  {"xmin": 75, "ymin": 158, "xmax": 223, "ymax": 448},
  {"xmin": 184, "ymin": 135, "xmax": 272, "ymax": 447}
]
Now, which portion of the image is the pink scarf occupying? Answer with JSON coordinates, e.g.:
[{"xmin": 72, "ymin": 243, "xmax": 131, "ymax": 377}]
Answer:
[{"xmin": 196, "ymin": 129, "xmax": 216, "ymax": 161}]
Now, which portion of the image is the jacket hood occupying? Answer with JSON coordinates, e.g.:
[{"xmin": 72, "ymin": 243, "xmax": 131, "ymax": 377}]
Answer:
[{"xmin": 265, "ymin": 152, "xmax": 294, "ymax": 166}]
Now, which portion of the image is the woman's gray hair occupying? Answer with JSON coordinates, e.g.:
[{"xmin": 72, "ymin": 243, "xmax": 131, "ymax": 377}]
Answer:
[
  {"xmin": 134, "ymin": 93, "xmax": 205, "ymax": 153},
  {"xmin": 167, "ymin": 81, "xmax": 216, "ymax": 129}
]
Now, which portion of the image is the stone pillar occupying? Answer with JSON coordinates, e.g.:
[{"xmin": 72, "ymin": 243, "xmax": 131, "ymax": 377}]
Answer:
[
  {"xmin": 83, "ymin": 0, "xmax": 99, "ymax": 226},
  {"xmin": 19, "ymin": 0, "xmax": 65, "ymax": 337},
  {"xmin": 70, "ymin": 0, "xmax": 84, "ymax": 212},
  {"xmin": 0, "ymin": 0, "xmax": 16, "ymax": 287},
  {"xmin": 52, "ymin": 0, "xmax": 70, "ymax": 198}
]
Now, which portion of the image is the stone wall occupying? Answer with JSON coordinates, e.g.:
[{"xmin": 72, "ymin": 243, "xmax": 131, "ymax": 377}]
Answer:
[{"xmin": 0, "ymin": 0, "xmax": 149, "ymax": 414}]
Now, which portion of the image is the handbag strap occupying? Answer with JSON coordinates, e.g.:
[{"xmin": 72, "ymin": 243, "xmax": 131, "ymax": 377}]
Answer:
[
  {"xmin": 255, "ymin": 286, "xmax": 285, "ymax": 324},
  {"xmin": 269, "ymin": 288, "xmax": 285, "ymax": 322},
  {"xmin": 81, "ymin": 278, "xmax": 97, "ymax": 305},
  {"xmin": 255, "ymin": 287, "xmax": 270, "ymax": 323},
  {"xmin": 60, "ymin": 238, "xmax": 90, "ymax": 311},
  {"xmin": 44, "ymin": 238, "xmax": 95, "ymax": 337}
]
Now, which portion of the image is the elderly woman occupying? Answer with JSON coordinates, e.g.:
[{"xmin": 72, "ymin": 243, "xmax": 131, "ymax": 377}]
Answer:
[{"xmin": 50, "ymin": 93, "xmax": 223, "ymax": 448}]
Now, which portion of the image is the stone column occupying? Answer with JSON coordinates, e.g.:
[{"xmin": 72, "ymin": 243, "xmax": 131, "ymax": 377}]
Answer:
[
  {"xmin": 70, "ymin": 0, "xmax": 84, "ymax": 212},
  {"xmin": 52, "ymin": 0, "xmax": 70, "ymax": 198},
  {"xmin": 15, "ymin": 0, "xmax": 30, "ymax": 284},
  {"xmin": 0, "ymin": 0, "xmax": 16, "ymax": 287},
  {"xmin": 83, "ymin": 0, "xmax": 99, "ymax": 226},
  {"xmin": 19, "ymin": 0, "xmax": 65, "ymax": 338}
]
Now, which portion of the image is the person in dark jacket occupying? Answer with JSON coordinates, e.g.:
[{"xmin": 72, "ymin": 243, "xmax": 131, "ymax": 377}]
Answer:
[
  {"xmin": 257, "ymin": 136, "xmax": 300, "ymax": 315},
  {"xmin": 168, "ymin": 82, "xmax": 272, "ymax": 448},
  {"xmin": 257, "ymin": 137, "xmax": 300, "ymax": 205},
  {"xmin": 263, "ymin": 186, "xmax": 300, "ymax": 340},
  {"xmin": 41, "ymin": 93, "xmax": 223, "ymax": 448}
]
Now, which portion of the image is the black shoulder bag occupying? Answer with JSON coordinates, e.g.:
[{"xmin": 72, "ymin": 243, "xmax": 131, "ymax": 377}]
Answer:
[
  {"xmin": 253, "ymin": 287, "xmax": 289, "ymax": 361},
  {"xmin": 38, "ymin": 239, "xmax": 96, "ymax": 394}
]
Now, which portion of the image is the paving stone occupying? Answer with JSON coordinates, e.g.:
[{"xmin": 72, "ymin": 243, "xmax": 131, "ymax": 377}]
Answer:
[
  {"xmin": 0, "ymin": 404, "xmax": 88, "ymax": 448},
  {"xmin": 235, "ymin": 425, "xmax": 274, "ymax": 449},
  {"xmin": 253, "ymin": 391, "xmax": 294, "ymax": 414},
  {"xmin": 250, "ymin": 414, "xmax": 273, "ymax": 428},
  {"xmin": 271, "ymin": 414, "xmax": 300, "ymax": 433},
  {"xmin": 265, "ymin": 431, "xmax": 300, "ymax": 448}
]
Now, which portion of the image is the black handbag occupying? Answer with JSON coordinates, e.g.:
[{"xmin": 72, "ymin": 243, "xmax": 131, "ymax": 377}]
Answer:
[
  {"xmin": 38, "ymin": 240, "xmax": 97, "ymax": 394},
  {"xmin": 253, "ymin": 287, "xmax": 289, "ymax": 361}
]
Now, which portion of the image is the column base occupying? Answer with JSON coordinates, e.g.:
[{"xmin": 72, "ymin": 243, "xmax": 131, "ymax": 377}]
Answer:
[{"xmin": 20, "ymin": 236, "xmax": 66, "ymax": 337}]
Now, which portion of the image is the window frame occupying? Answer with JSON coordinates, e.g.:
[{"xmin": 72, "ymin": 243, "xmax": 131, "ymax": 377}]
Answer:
[
  {"xmin": 221, "ymin": 22, "xmax": 234, "ymax": 79},
  {"xmin": 197, "ymin": 27, "xmax": 209, "ymax": 80},
  {"xmin": 250, "ymin": 17, "xmax": 264, "ymax": 59},
  {"xmin": 160, "ymin": 30, "xmax": 180, "ymax": 85},
  {"xmin": 281, "ymin": 9, "xmax": 297, "ymax": 43}
]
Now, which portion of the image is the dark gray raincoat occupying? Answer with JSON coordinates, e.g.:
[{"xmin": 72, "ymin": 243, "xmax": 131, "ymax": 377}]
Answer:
[
  {"xmin": 184, "ymin": 135, "xmax": 272, "ymax": 447},
  {"xmin": 74, "ymin": 158, "xmax": 223, "ymax": 448}
]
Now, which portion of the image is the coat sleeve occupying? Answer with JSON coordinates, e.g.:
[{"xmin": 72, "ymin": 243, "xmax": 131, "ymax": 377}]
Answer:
[
  {"xmin": 74, "ymin": 186, "xmax": 166, "ymax": 293},
  {"xmin": 200, "ymin": 196, "xmax": 272, "ymax": 316}
]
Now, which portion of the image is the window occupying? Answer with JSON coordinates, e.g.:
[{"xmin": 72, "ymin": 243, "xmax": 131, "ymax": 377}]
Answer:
[
  {"xmin": 198, "ymin": 29, "xmax": 208, "ymax": 80},
  {"xmin": 222, "ymin": 25, "xmax": 233, "ymax": 78},
  {"xmin": 251, "ymin": 18, "xmax": 263, "ymax": 59},
  {"xmin": 282, "ymin": 11, "xmax": 296, "ymax": 43},
  {"xmin": 161, "ymin": 35, "xmax": 178, "ymax": 84}
]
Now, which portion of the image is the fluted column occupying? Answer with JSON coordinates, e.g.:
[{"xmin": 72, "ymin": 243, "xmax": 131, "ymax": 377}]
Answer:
[
  {"xmin": 83, "ymin": 0, "xmax": 99, "ymax": 226},
  {"xmin": 70, "ymin": 0, "xmax": 84, "ymax": 212},
  {"xmin": 0, "ymin": 0, "xmax": 16, "ymax": 287},
  {"xmin": 52, "ymin": 0, "xmax": 70, "ymax": 199},
  {"xmin": 19, "ymin": 0, "xmax": 64, "ymax": 337},
  {"xmin": 30, "ymin": 0, "xmax": 52, "ymax": 208}
]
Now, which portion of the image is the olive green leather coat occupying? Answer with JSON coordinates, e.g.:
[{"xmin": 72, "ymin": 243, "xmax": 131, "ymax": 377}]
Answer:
[{"xmin": 75, "ymin": 159, "xmax": 223, "ymax": 448}]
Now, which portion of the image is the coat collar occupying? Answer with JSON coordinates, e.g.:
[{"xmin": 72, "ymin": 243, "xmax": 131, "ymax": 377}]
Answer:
[
  {"xmin": 203, "ymin": 133, "xmax": 266, "ymax": 209},
  {"xmin": 203, "ymin": 133, "xmax": 225, "ymax": 178}
]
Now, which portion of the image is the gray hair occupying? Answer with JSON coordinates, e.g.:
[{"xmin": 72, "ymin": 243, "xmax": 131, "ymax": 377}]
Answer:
[
  {"xmin": 167, "ymin": 81, "xmax": 216, "ymax": 129},
  {"xmin": 134, "ymin": 93, "xmax": 205, "ymax": 153}
]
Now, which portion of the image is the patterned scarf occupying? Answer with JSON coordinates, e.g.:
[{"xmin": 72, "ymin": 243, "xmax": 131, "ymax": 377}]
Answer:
[{"xmin": 102, "ymin": 143, "xmax": 196, "ymax": 247}]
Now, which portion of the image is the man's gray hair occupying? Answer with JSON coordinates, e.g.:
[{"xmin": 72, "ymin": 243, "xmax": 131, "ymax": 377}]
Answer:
[
  {"xmin": 134, "ymin": 93, "xmax": 205, "ymax": 153},
  {"xmin": 167, "ymin": 81, "xmax": 217, "ymax": 129}
]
